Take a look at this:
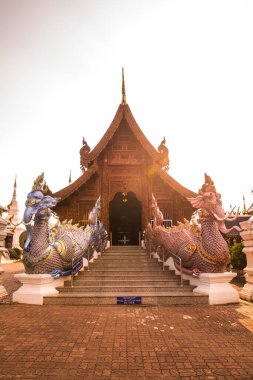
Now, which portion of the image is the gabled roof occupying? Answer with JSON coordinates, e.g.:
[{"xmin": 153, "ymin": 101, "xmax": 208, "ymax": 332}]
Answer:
[
  {"xmin": 54, "ymin": 163, "xmax": 98, "ymax": 201},
  {"xmin": 55, "ymin": 101, "xmax": 196, "ymax": 202},
  {"xmin": 80, "ymin": 104, "xmax": 162, "ymax": 169}
]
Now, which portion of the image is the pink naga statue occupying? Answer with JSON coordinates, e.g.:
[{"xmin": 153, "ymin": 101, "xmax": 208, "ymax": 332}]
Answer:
[{"xmin": 145, "ymin": 174, "xmax": 241, "ymax": 276}]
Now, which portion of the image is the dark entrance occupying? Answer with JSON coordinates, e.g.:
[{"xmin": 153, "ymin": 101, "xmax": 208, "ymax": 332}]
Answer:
[{"xmin": 109, "ymin": 192, "xmax": 142, "ymax": 245}]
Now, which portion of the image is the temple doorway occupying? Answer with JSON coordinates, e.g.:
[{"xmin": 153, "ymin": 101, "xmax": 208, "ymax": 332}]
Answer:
[{"xmin": 109, "ymin": 192, "xmax": 142, "ymax": 245}]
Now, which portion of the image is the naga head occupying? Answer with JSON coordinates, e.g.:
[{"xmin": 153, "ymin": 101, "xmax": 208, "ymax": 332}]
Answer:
[
  {"xmin": 187, "ymin": 173, "xmax": 241, "ymax": 234},
  {"xmin": 23, "ymin": 173, "xmax": 60, "ymax": 251}
]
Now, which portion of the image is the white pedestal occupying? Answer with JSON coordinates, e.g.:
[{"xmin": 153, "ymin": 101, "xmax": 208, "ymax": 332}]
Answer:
[
  {"xmin": 13, "ymin": 273, "xmax": 70, "ymax": 305},
  {"xmin": 0, "ymin": 285, "xmax": 7, "ymax": 298},
  {"xmin": 193, "ymin": 272, "xmax": 239, "ymax": 304}
]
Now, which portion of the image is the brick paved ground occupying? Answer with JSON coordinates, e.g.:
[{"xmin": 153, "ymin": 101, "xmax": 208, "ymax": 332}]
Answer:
[{"xmin": 0, "ymin": 263, "xmax": 253, "ymax": 380}]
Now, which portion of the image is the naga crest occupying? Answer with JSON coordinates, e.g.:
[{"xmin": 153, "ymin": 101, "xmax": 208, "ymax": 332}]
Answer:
[
  {"xmin": 158, "ymin": 137, "xmax": 169, "ymax": 171},
  {"xmin": 80, "ymin": 138, "xmax": 91, "ymax": 172},
  {"xmin": 31, "ymin": 172, "xmax": 49, "ymax": 193}
]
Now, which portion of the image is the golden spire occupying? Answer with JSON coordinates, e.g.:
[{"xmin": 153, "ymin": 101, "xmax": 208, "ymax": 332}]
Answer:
[
  {"xmin": 13, "ymin": 175, "xmax": 17, "ymax": 197},
  {"xmin": 243, "ymin": 194, "xmax": 247, "ymax": 214},
  {"xmin": 121, "ymin": 67, "xmax": 126, "ymax": 105}
]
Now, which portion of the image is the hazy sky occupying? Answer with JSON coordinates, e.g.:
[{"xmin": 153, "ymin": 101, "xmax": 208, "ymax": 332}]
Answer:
[{"xmin": 1, "ymin": 0, "xmax": 253, "ymax": 217}]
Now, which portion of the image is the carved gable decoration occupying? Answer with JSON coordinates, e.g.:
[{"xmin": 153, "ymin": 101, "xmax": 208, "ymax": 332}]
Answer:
[{"xmin": 79, "ymin": 104, "xmax": 163, "ymax": 170}]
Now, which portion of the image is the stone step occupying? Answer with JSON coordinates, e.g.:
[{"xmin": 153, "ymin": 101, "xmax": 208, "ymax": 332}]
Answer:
[
  {"xmin": 76, "ymin": 273, "xmax": 177, "ymax": 280},
  {"xmin": 43, "ymin": 292, "xmax": 208, "ymax": 306},
  {"xmin": 93, "ymin": 259, "xmax": 159, "ymax": 264},
  {"xmin": 81, "ymin": 268, "xmax": 172, "ymax": 274},
  {"xmin": 88, "ymin": 263, "xmax": 163, "ymax": 268},
  {"xmin": 101, "ymin": 256, "xmax": 149, "ymax": 260},
  {"xmin": 97, "ymin": 254, "xmax": 152, "ymax": 259},
  {"xmin": 105, "ymin": 248, "xmax": 145, "ymax": 252},
  {"xmin": 64, "ymin": 279, "xmax": 188, "ymax": 286},
  {"xmin": 109, "ymin": 246, "xmax": 140, "ymax": 249},
  {"xmin": 57, "ymin": 285, "xmax": 195, "ymax": 293}
]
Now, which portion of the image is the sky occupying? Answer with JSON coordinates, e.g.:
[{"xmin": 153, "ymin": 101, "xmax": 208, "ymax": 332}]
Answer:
[{"xmin": 1, "ymin": 0, "xmax": 253, "ymax": 218}]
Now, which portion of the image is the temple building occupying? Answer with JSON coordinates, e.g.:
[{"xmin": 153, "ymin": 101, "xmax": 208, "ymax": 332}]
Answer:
[{"xmin": 54, "ymin": 71, "xmax": 196, "ymax": 245}]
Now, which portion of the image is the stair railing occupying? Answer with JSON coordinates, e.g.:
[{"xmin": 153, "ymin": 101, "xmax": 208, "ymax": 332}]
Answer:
[
  {"xmin": 110, "ymin": 232, "xmax": 112, "ymax": 247},
  {"xmin": 71, "ymin": 256, "xmax": 82, "ymax": 288},
  {"xmin": 160, "ymin": 245, "xmax": 183, "ymax": 287}
]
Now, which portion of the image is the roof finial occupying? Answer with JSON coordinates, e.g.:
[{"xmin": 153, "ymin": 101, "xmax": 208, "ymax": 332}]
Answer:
[
  {"xmin": 122, "ymin": 67, "xmax": 126, "ymax": 105},
  {"xmin": 243, "ymin": 194, "xmax": 247, "ymax": 214},
  {"xmin": 69, "ymin": 169, "xmax": 72, "ymax": 185},
  {"xmin": 13, "ymin": 174, "xmax": 17, "ymax": 197}
]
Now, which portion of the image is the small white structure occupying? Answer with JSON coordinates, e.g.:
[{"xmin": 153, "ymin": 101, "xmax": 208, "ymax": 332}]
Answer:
[
  {"xmin": 13, "ymin": 274, "xmax": 69, "ymax": 305},
  {"xmin": 7, "ymin": 176, "xmax": 24, "ymax": 249},
  {"xmin": 192, "ymin": 272, "xmax": 238, "ymax": 304},
  {"xmin": 239, "ymin": 218, "xmax": 253, "ymax": 302}
]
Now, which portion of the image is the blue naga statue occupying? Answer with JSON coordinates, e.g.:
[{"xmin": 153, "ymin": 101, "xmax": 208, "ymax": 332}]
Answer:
[{"xmin": 22, "ymin": 173, "xmax": 107, "ymax": 277}]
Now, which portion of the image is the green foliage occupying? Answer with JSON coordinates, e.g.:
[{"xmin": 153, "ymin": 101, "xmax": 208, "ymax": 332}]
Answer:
[
  {"xmin": 8, "ymin": 247, "xmax": 22, "ymax": 260},
  {"xmin": 229, "ymin": 242, "xmax": 247, "ymax": 270}
]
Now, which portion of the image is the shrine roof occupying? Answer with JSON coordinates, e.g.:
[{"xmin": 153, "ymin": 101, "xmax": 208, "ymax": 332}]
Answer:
[
  {"xmin": 224, "ymin": 215, "xmax": 251, "ymax": 237},
  {"xmin": 158, "ymin": 169, "xmax": 197, "ymax": 198},
  {"xmin": 54, "ymin": 101, "xmax": 196, "ymax": 202},
  {"xmin": 53, "ymin": 163, "xmax": 98, "ymax": 201},
  {"xmin": 0, "ymin": 204, "xmax": 7, "ymax": 212},
  {"xmin": 81, "ymin": 104, "xmax": 161, "ymax": 166}
]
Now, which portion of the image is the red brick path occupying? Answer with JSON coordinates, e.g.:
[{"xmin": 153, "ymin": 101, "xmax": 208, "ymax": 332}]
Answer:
[{"xmin": 0, "ymin": 263, "xmax": 253, "ymax": 379}]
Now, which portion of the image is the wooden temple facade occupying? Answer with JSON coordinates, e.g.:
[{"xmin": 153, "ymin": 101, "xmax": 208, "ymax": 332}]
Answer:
[{"xmin": 54, "ymin": 72, "xmax": 196, "ymax": 245}]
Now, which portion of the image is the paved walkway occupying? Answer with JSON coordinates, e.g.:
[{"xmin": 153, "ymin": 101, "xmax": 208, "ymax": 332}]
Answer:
[{"xmin": 0, "ymin": 263, "xmax": 253, "ymax": 379}]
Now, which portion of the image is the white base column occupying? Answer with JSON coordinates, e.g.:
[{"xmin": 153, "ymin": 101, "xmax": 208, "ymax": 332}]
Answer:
[
  {"xmin": 240, "ymin": 273, "xmax": 253, "ymax": 302},
  {"xmin": 13, "ymin": 273, "xmax": 70, "ymax": 305},
  {"xmin": 193, "ymin": 272, "xmax": 239, "ymax": 305}
]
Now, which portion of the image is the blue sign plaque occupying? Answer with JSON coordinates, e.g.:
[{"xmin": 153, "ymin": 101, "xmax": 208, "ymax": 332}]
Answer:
[{"xmin": 117, "ymin": 296, "xmax": 142, "ymax": 305}]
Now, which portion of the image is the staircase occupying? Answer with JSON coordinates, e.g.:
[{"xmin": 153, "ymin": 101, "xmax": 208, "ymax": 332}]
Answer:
[{"xmin": 43, "ymin": 246, "xmax": 208, "ymax": 305}]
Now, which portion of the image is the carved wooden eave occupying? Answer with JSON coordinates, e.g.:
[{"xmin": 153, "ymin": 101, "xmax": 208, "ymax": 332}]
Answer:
[
  {"xmin": 158, "ymin": 169, "xmax": 197, "ymax": 199},
  {"xmin": 54, "ymin": 163, "xmax": 98, "ymax": 202},
  {"xmin": 80, "ymin": 104, "xmax": 165, "ymax": 170}
]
